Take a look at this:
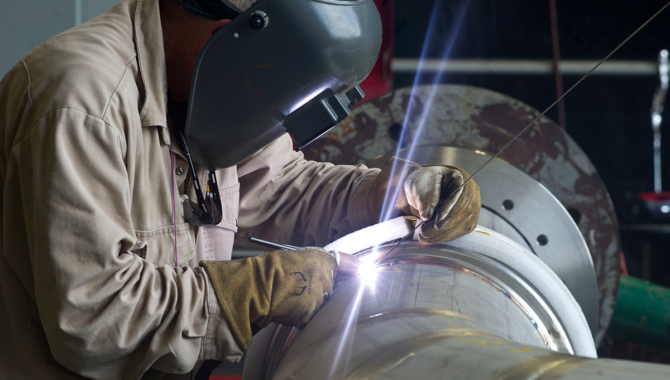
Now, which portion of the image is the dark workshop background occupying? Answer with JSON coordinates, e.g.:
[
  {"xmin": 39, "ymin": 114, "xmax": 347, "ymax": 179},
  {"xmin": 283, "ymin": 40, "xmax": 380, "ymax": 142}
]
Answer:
[
  {"xmin": 395, "ymin": 0, "xmax": 670, "ymax": 196},
  {"xmin": 393, "ymin": 0, "xmax": 670, "ymax": 287}
]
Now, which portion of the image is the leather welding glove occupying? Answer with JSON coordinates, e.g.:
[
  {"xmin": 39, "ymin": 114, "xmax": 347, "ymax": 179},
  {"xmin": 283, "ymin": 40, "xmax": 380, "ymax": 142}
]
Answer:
[
  {"xmin": 368, "ymin": 157, "xmax": 481, "ymax": 244},
  {"xmin": 201, "ymin": 249, "xmax": 337, "ymax": 350}
]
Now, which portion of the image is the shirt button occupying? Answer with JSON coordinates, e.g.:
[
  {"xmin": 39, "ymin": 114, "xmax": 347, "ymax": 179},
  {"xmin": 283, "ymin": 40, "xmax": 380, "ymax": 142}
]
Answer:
[{"xmin": 176, "ymin": 167, "xmax": 185, "ymax": 176}]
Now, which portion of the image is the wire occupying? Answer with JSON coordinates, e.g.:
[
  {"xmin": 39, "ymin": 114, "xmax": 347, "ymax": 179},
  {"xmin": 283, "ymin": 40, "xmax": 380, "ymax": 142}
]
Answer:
[
  {"xmin": 378, "ymin": 220, "xmax": 425, "ymax": 262},
  {"xmin": 452, "ymin": 0, "xmax": 670, "ymax": 197},
  {"xmin": 378, "ymin": 1, "xmax": 670, "ymax": 262}
]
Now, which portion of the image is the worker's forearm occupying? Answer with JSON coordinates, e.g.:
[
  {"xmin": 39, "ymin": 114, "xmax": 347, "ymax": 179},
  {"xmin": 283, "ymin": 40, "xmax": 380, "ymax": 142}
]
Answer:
[
  {"xmin": 346, "ymin": 169, "xmax": 380, "ymax": 230},
  {"xmin": 41, "ymin": 260, "xmax": 215, "ymax": 377},
  {"xmin": 238, "ymin": 158, "xmax": 381, "ymax": 247}
]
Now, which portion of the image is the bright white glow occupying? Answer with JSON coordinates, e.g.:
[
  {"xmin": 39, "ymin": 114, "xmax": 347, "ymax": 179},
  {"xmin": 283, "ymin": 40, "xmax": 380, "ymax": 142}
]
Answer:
[
  {"xmin": 653, "ymin": 113, "xmax": 663, "ymax": 126},
  {"xmin": 378, "ymin": 0, "xmax": 471, "ymax": 224},
  {"xmin": 327, "ymin": 255, "xmax": 380, "ymax": 377},
  {"xmin": 662, "ymin": 205, "xmax": 670, "ymax": 213},
  {"xmin": 356, "ymin": 255, "xmax": 379, "ymax": 287}
]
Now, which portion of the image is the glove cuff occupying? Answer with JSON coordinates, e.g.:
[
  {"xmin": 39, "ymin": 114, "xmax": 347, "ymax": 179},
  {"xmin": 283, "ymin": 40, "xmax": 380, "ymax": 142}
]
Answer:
[{"xmin": 201, "ymin": 259, "xmax": 257, "ymax": 350}]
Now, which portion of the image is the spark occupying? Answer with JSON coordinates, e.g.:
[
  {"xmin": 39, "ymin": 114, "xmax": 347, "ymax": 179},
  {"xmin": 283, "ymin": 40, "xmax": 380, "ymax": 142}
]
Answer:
[{"xmin": 356, "ymin": 254, "xmax": 379, "ymax": 287}]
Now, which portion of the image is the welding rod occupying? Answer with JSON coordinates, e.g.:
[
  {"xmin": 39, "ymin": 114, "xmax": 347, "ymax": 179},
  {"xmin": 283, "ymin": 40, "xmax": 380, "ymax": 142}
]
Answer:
[
  {"xmin": 247, "ymin": 237, "xmax": 303, "ymax": 251},
  {"xmin": 248, "ymin": 237, "xmax": 360, "ymax": 277}
]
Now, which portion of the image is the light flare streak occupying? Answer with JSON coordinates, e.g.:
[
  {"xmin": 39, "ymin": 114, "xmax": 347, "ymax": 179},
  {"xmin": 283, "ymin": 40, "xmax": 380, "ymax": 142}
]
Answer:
[
  {"xmin": 379, "ymin": 0, "xmax": 472, "ymax": 224},
  {"xmin": 330, "ymin": 2, "xmax": 472, "ymax": 376},
  {"xmin": 328, "ymin": 278, "xmax": 366, "ymax": 379},
  {"xmin": 327, "ymin": 254, "xmax": 380, "ymax": 379}
]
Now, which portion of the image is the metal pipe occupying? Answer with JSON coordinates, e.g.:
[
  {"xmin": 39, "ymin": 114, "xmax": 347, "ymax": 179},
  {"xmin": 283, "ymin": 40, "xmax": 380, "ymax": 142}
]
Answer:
[
  {"xmin": 651, "ymin": 50, "xmax": 668, "ymax": 193},
  {"xmin": 608, "ymin": 275, "xmax": 670, "ymax": 352},
  {"xmin": 247, "ymin": 237, "xmax": 303, "ymax": 251},
  {"xmin": 392, "ymin": 58, "xmax": 658, "ymax": 76},
  {"xmin": 250, "ymin": 242, "xmax": 670, "ymax": 379},
  {"xmin": 548, "ymin": 0, "xmax": 567, "ymax": 128}
]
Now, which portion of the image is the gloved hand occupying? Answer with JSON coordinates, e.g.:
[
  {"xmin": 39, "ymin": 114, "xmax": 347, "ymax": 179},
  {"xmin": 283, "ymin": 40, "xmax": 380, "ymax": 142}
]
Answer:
[
  {"xmin": 201, "ymin": 249, "xmax": 337, "ymax": 350},
  {"xmin": 368, "ymin": 157, "xmax": 481, "ymax": 243}
]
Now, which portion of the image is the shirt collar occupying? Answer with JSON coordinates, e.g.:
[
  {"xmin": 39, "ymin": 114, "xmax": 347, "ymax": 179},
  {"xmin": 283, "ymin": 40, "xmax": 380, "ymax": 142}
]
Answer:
[{"xmin": 134, "ymin": 0, "xmax": 169, "ymax": 129}]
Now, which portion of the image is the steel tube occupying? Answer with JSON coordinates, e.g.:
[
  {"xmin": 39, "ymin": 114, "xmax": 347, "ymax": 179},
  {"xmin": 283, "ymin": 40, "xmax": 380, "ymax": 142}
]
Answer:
[
  {"xmin": 392, "ymin": 58, "xmax": 657, "ymax": 76},
  {"xmin": 608, "ymin": 275, "xmax": 670, "ymax": 351},
  {"xmin": 246, "ymin": 242, "xmax": 670, "ymax": 379},
  {"xmin": 247, "ymin": 237, "xmax": 303, "ymax": 251}
]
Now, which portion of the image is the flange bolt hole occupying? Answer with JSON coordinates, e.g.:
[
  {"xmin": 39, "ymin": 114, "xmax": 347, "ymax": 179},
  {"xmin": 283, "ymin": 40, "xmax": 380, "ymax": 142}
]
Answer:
[{"xmin": 502, "ymin": 200, "xmax": 514, "ymax": 210}]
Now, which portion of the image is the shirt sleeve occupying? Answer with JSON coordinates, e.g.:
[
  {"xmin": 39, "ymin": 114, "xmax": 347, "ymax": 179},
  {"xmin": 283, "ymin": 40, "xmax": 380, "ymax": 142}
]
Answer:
[
  {"xmin": 15, "ymin": 109, "xmax": 240, "ymax": 379},
  {"xmin": 236, "ymin": 134, "xmax": 380, "ymax": 248}
]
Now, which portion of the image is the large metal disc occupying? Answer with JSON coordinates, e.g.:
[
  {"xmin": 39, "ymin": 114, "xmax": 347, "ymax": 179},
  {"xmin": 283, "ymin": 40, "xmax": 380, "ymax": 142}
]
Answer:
[
  {"xmin": 366, "ymin": 146, "xmax": 599, "ymax": 336},
  {"xmin": 302, "ymin": 84, "xmax": 621, "ymax": 344}
]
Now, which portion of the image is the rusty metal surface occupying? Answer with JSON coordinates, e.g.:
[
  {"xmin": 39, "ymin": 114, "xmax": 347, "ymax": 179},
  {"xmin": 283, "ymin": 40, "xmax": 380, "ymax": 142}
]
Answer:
[{"xmin": 302, "ymin": 84, "xmax": 621, "ymax": 344}]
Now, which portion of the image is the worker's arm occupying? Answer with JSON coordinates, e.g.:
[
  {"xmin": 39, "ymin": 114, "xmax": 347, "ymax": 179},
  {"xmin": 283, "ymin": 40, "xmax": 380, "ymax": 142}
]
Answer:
[
  {"xmin": 236, "ymin": 134, "xmax": 380, "ymax": 247},
  {"xmin": 18, "ymin": 110, "xmax": 239, "ymax": 379}
]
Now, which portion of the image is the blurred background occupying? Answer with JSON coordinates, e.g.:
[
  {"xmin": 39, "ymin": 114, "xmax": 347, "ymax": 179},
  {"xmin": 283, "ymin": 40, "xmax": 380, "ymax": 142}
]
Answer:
[
  {"xmin": 4, "ymin": 0, "xmax": 670, "ymax": 197},
  {"xmin": 4, "ymin": 0, "xmax": 670, "ymax": 376}
]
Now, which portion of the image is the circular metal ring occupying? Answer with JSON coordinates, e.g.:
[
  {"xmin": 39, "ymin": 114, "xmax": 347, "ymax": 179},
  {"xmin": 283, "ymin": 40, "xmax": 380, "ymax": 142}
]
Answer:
[{"xmin": 302, "ymin": 84, "xmax": 620, "ymax": 343}]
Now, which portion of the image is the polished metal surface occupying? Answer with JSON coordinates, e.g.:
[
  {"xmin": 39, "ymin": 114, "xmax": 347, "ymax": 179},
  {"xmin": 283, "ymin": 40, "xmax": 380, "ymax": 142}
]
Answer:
[
  {"xmin": 252, "ymin": 242, "xmax": 576, "ymax": 379},
  {"xmin": 369, "ymin": 146, "xmax": 599, "ymax": 335},
  {"xmin": 474, "ymin": 208, "xmax": 532, "ymax": 251},
  {"xmin": 245, "ymin": 241, "xmax": 670, "ymax": 380},
  {"xmin": 276, "ymin": 330, "xmax": 670, "ymax": 380},
  {"xmin": 301, "ymin": 84, "xmax": 621, "ymax": 343}
]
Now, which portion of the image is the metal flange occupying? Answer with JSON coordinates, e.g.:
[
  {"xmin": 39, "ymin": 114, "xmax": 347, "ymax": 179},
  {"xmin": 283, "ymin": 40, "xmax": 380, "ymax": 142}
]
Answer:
[
  {"xmin": 301, "ymin": 84, "xmax": 620, "ymax": 343},
  {"xmin": 367, "ymin": 146, "xmax": 599, "ymax": 335}
]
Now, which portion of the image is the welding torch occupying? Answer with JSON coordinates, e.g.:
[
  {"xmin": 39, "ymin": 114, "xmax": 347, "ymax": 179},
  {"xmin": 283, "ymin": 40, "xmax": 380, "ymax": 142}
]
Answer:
[{"xmin": 248, "ymin": 237, "xmax": 360, "ymax": 277}]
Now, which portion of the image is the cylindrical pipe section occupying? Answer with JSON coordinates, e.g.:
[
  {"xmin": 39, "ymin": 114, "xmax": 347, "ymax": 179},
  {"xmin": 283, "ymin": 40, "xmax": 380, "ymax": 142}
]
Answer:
[
  {"xmin": 252, "ymin": 243, "xmax": 670, "ymax": 379},
  {"xmin": 391, "ymin": 59, "xmax": 658, "ymax": 75},
  {"xmin": 608, "ymin": 275, "xmax": 670, "ymax": 351}
]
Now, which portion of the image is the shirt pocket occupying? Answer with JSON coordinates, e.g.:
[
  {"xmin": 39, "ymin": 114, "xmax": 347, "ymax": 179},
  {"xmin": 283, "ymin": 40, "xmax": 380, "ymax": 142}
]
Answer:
[
  {"xmin": 134, "ymin": 223, "xmax": 197, "ymax": 266},
  {"xmin": 217, "ymin": 182, "xmax": 240, "ymax": 232}
]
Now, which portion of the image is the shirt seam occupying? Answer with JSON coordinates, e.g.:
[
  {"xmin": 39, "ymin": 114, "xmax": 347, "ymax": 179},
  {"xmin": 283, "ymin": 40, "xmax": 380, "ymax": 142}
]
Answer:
[
  {"xmin": 134, "ymin": 0, "xmax": 152, "ymax": 122},
  {"xmin": 20, "ymin": 60, "xmax": 33, "ymax": 111},
  {"xmin": 134, "ymin": 222, "xmax": 191, "ymax": 237},
  {"xmin": 101, "ymin": 57, "xmax": 136, "ymax": 120},
  {"xmin": 10, "ymin": 108, "xmax": 124, "ymax": 160}
]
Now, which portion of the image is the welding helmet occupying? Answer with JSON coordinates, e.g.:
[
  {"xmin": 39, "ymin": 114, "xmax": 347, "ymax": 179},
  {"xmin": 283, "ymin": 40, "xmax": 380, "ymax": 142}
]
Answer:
[
  {"xmin": 183, "ymin": 0, "xmax": 383, "ymax": 169},
  {"xmin": 170, "ymin": 0, "xmax": 252, "ymax": 20}
]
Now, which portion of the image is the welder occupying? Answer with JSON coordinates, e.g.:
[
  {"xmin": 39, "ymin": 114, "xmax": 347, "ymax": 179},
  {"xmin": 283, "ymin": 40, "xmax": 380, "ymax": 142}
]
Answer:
[{"xmin": 0, "ymin": 0, "xmax": 481, "ymax": 379}]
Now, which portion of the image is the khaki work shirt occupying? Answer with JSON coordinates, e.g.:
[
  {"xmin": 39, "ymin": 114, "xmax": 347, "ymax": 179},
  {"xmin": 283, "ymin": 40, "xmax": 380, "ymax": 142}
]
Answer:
[{"xmin": 0, "ymin": 0, "xmax": 379, "ymax": 378}]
